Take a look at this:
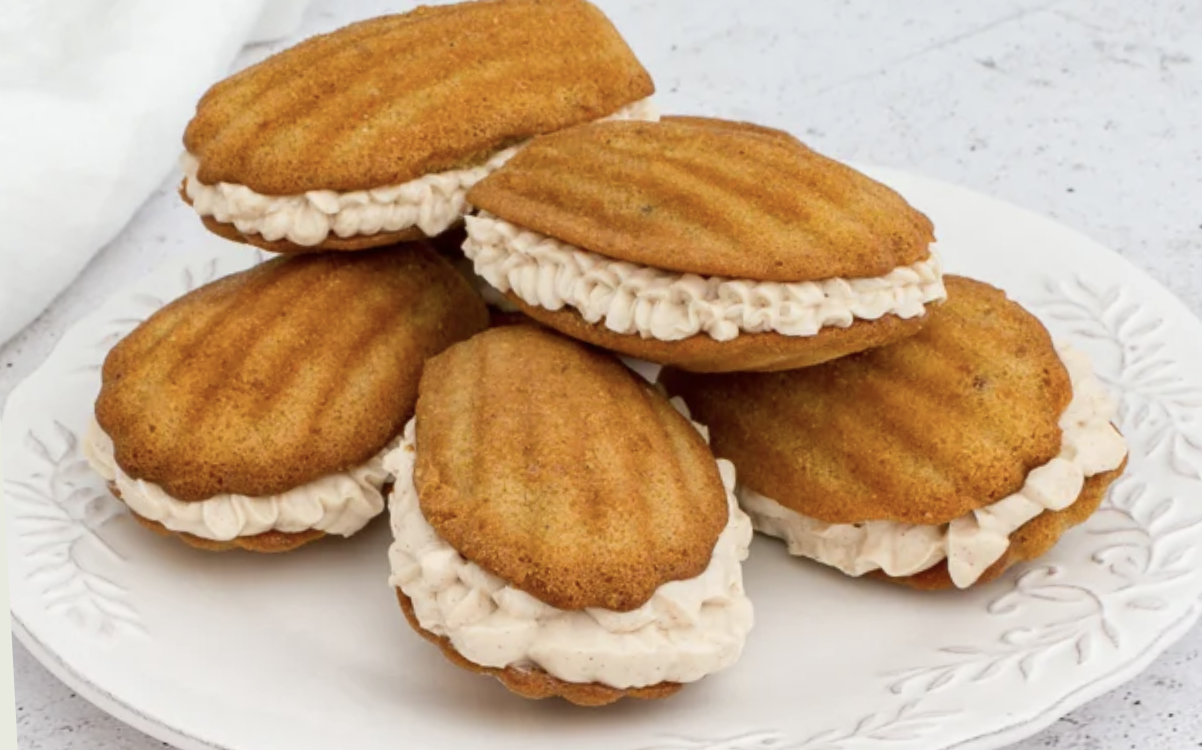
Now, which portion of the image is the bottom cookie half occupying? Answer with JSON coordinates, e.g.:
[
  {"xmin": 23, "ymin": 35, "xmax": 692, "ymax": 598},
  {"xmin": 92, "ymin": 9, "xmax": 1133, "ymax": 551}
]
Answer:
[
  {"xmin": 872, "ymin": 459, "xmax": 1128, "ymax": 591},
  {"xmin": 112, "ymin": 482, "xmax": 329, "ymax": 553},
  {"xmin": 394, "ymin": 589, "xmax": 684, "ymax": 707},
  {"xmin": 196, "ymin": 210, "xmax": 427, "ymax": 255},
  {"xmin": 510, "ymin": 295, "xmax": 932, "ymax": 373}
]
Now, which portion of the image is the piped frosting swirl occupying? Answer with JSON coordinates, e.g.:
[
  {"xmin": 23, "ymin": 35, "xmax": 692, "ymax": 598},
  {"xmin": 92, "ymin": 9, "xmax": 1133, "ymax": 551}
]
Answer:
[
  {"xmin": 463, "ymin": 213, "xmax": 946, "ymax": 342},
  {"xmin": 85, "ymin": 420, "xmax": 395, "ymax": 541}
]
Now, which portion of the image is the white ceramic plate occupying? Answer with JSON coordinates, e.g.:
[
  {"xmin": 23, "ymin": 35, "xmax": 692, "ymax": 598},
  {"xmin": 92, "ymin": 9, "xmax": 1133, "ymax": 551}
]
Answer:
[{"xmin": 6, "ymin": 168, "xmax": 1202, "ymax": 750}]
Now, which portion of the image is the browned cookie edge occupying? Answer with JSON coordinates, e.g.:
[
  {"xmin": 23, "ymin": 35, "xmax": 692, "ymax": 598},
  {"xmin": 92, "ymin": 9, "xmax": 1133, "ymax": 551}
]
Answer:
[
  {"xmin": 114, "ymin": 484, "xmax": 327, "ymax": 553},
  {"xmin": 194, "ymin": 208, "xmax": 429, "ymax": 256},
  {"xmin": 509, "ymin": 293, "xmax": 932, "ymax": 372}
]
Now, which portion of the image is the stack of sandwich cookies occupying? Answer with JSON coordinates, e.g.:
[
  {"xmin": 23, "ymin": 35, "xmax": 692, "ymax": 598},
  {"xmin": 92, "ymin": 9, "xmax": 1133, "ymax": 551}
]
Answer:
[
  {"xmin": 660, "ymin": 276, "xmax": 1129, "ymax": 589},
  {"xmin": 181, "ymin": 0, "xmax": 658, "ymax": 254},
  {"xmin": 464, "ymin": 116, "xmax": 946, "ymax": 372},
  {"xmin": 386, "ymin": 326, "xmax": 754, "ymax": 705},
  {"xmin": 75, "ymin": 0, "xmax": 1137, "ymax": 713},
  {"xmin": 86, "ymin": 246, "xmax": 488, "ymax": 552}
]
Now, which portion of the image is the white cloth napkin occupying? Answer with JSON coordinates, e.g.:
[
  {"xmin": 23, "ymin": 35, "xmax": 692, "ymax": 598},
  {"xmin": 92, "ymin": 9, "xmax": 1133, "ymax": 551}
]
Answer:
[{"xmin": 0, "ymin": 0, "xmax": 311, "ymax": 346}]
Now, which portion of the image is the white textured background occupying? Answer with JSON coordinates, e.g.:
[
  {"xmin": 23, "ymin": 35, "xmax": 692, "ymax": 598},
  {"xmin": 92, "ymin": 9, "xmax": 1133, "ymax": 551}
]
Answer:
[{"xmin": 3, "ymin": 0, "xmax": 1200, "ymax": 747}]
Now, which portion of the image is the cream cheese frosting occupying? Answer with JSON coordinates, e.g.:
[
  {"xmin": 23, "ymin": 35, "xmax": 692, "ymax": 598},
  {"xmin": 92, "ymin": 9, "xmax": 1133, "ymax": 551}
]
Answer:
[
  {"xmin": 183, "ymin": 98, "xmax": 660, "ymax": 247},
  {"xmin": 737, "ymin": 342, "xmax": 1128, "ymax": 589},
  {"xmin": 84, "ymin": 419, "xmax": 397, "ymax": 541},
  {"xmin": 385, "ymin": 403, "xmax": 755, "ymax": 689},
  {"xmin": 447, "ymin": 252, "xmax": 521, "ymax": 313},
  {"xmin": 462, "ymin": 213, "xmax": 947, "ymax": 342}
]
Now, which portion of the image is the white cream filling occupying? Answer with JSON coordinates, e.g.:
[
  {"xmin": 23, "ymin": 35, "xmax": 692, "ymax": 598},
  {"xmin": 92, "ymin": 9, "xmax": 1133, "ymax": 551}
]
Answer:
[
  {"xmin": 447, "ymin": 251, "xmax": 521, "ymax": 313},
  {"xmin": 385, "ymin": 401, "xmax": 754, "ymax": 689},
  {"xmin": 183, "ymin": 98, "xmax": 660, "ymax": 246},
  {"xmin": 462, "ymin": 213, "xmax": 947, "ymax": 342},
  {"xmin": 738, "ymin": 342, "xmax": 1128, "ymax": 588},
  {"xmin": 84, "ymin": 420, "xmax": 397, "ymax": 541}
]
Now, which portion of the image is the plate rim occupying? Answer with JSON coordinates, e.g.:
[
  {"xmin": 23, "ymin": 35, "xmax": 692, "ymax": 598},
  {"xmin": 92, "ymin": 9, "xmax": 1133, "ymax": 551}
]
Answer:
[{"xmin": 13, "ymin": 602, "xmax": 1201, "ymax": 750}]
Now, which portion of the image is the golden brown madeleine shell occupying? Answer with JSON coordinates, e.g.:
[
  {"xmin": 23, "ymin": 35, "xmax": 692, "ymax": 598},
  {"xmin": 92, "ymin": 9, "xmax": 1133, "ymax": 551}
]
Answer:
[
  {"xmin": 413, "ymin": 325, "xmax": 729, "ymax": 612},
  {"xmin": 874, "ymin": 458, "xmax": 1127, "ymax": 590},
  {"xmin": 184, "ymin": 0, "xmax": 653, "ymax": 195},
  {"xmin": 395, "ymin": 589, "xmax": 682, "ymax": 706},
  {"xmin": 467, "ymin": 117, "xmax": 934, "ymax": 282},
  {"xmin": 96, "ymin": 244, "xmax": 488, "ymax": 502},
  {"xmin": 660, "ymin": 276, "xmax": 1072, "ymax": 525},
  {"xmin": 661, "ymin": 114, "xmax": 806, "ymax": 139},
  {"xmin": 508, "ymin": 293, "xmax": 930, "ymax": 372}
]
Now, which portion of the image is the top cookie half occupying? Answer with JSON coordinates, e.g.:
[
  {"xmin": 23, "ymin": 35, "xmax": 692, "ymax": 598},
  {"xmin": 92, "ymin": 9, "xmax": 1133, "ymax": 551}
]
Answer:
[
  {"xmin": 659, "ymin": 276, "xmax": 1078, "ymax": 526},
  {"xmin": 463, "ymin": 116, "xmax": 945, "ymax": 372},
  {"xmin": 95, "ymin": 245, "xmax": 488, "ymax": 502},
  {"xmin": 409, "ymin": 325, "xmax": 732, "ymax": 613},
  {"xmin": 181, "ymin": 0, "xmax": 656, "ymax": 253}
]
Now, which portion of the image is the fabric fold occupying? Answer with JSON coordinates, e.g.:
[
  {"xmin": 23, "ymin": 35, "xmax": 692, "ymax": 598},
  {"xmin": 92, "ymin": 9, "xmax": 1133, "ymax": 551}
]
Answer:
[{"xmin": 0, "ymin": 0, "xmax": 311, "ymax": 345}]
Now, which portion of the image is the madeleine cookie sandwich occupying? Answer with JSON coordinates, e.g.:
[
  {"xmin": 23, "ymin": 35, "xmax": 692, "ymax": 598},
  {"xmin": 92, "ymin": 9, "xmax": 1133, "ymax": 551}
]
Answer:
[
  {"xmin": 86, "ymin": 245, "xmax": 488, "ymax": 552},
  {"xmin": 386, "ymin": 326, "xmax": 754, "ymax": 705},
  {"xmin": 661, "ymin": 276, "xmax": 1129, "ymax": 589},
  {"xmin": 463, "ymin": 116, "xmax": 945, "ymax": 372},
  {"xmin": 181, "ymin": 0, "xmax": 657, "ymax": 254}
]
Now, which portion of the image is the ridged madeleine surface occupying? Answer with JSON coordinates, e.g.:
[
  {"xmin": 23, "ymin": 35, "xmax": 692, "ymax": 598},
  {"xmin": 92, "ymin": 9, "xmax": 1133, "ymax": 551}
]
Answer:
[
  {"xmin": 184, "ymin": 0, "xmax": 653, "ymax": 194},
  {"xmin": 467, "ymin": 117, "xmax": 934, "ymax": 281},
  {"xmin": 413, "ymin": 326, "xmax": 729, "ymax": 612},
  {"xmin": 96, "ymin": 245, "xmax": 488, "ymax": 502},
  {"xmin": 660, "ymin": 276, "xmax": 1072, "ymax": 525}
]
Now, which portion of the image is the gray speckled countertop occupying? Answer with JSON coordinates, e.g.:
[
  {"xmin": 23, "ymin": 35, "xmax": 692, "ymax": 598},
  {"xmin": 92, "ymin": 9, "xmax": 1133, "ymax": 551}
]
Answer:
[{"xmin": 4, "ymin": 0, "xmax": 1201, "ymax": 747}]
